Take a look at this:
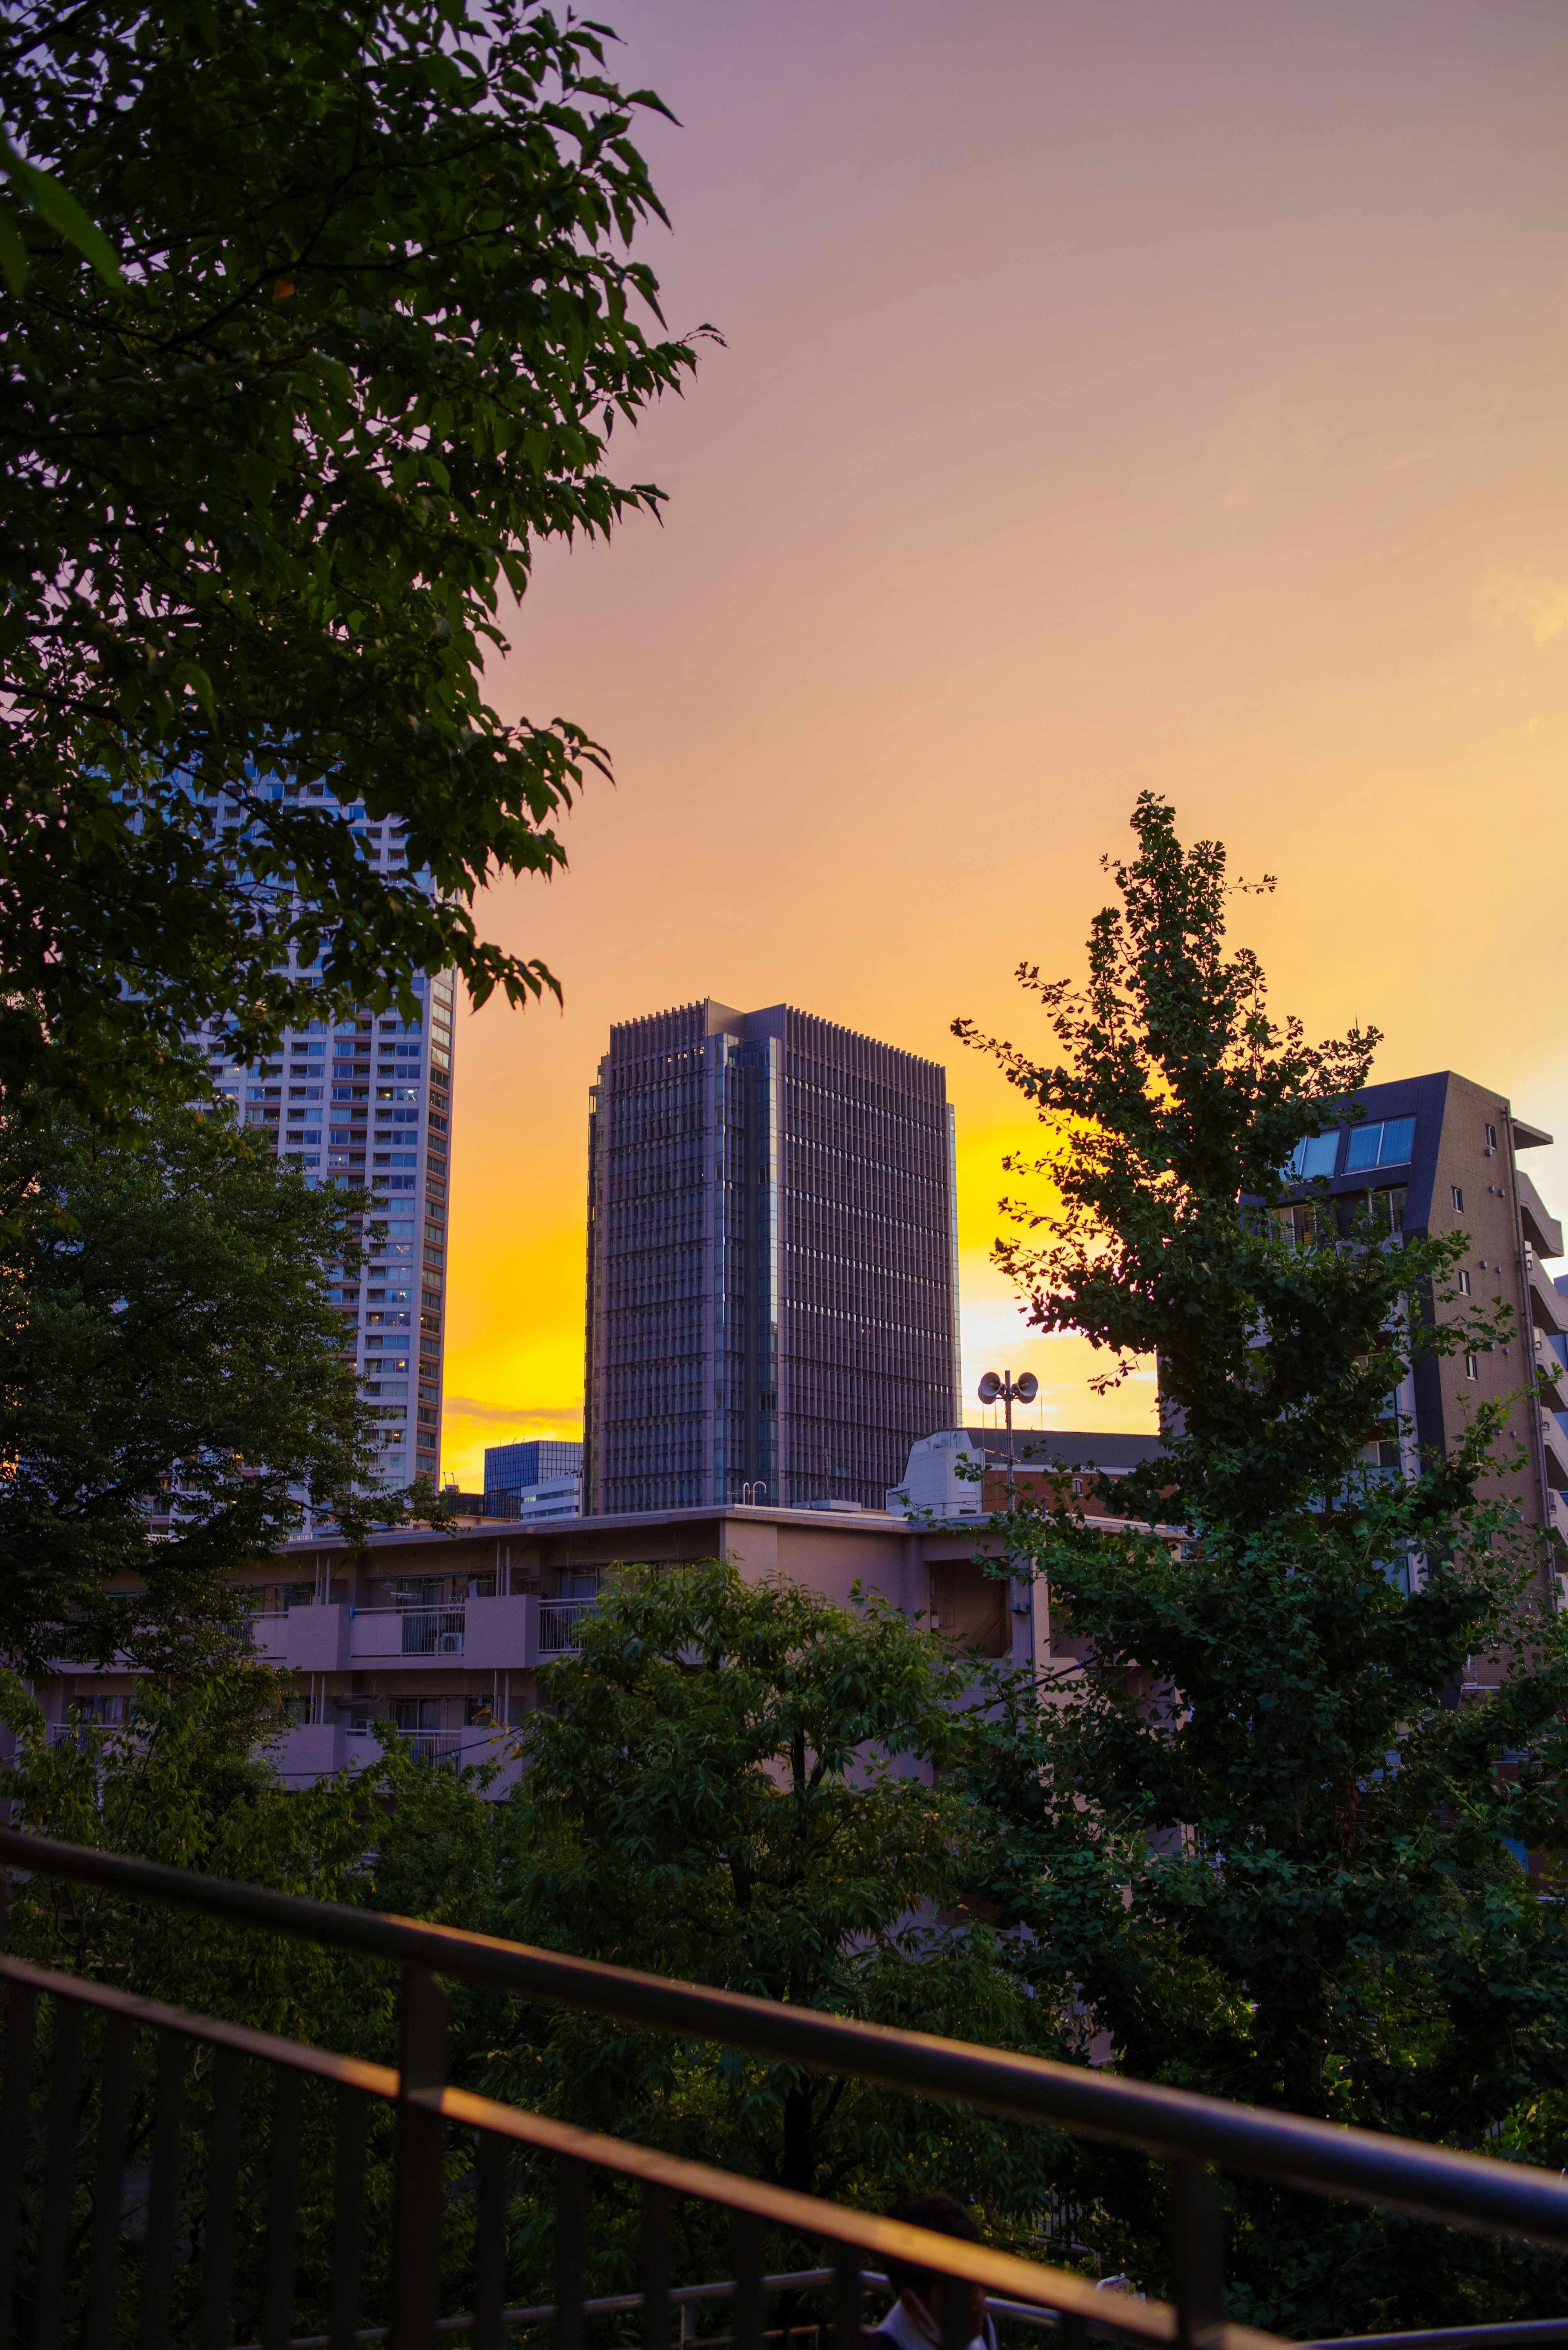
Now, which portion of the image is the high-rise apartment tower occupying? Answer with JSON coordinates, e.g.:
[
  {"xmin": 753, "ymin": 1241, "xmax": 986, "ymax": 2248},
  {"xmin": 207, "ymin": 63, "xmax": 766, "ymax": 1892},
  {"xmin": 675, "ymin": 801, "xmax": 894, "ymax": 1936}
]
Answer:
[
  {"xmin": 584, "ymin": 999, "xmax": 961, "ymax": 1514},
  {"xmin": 187, "ymin": 780, "xmax": 454, "ymax": 1488}
]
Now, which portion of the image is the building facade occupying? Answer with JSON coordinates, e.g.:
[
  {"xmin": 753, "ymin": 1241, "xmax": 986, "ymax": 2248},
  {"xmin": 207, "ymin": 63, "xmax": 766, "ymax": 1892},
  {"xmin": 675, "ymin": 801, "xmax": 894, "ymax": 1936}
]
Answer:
[
  {"xmin": 484, "ymin": 1440, "xmax": 584, "ymax": 1493},
  {"xmin": 27, "ymin": 1499, "xmax": 1046, "ymax": 1784},
  {"xmin": 584, "ymin": 1000, "xmax": 961, "ymax": 1514},
  {"xmin": 188, "ymin": 782, "xmax": 454, "ymax": 1489},
  {"xmin": 1278, "ymin": 1070, "xmax": 1568, "ymax": 1622}
]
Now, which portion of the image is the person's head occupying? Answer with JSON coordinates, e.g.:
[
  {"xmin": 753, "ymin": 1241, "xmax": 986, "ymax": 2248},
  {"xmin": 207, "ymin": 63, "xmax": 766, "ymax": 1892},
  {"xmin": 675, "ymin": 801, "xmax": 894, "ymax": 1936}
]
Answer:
[{"xmin": 885, "ymin": 2195, "xmax": 986, "ymax": 2347}]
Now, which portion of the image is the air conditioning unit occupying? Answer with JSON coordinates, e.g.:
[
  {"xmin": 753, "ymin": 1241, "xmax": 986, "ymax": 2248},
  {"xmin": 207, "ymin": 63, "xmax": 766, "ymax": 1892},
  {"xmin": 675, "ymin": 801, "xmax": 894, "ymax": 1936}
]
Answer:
[{"xmin": 438, "ymin": 1632, "xmax": 463, "ymax": 1654}]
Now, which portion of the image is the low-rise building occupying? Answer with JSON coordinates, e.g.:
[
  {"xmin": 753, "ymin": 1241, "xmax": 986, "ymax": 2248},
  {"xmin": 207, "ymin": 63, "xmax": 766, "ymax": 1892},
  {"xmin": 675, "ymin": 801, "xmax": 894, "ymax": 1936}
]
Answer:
[{"xmin": 36, "ymin": 1497, "xmax": 1144, "ymax": 1788}]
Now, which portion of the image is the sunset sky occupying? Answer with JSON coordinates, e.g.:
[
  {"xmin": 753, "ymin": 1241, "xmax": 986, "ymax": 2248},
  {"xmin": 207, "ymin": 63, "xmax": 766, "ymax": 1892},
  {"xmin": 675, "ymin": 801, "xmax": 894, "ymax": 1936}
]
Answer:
[{"xmin": 440, "ymin": 0, "xmax": 1568, "ymax": 1487}]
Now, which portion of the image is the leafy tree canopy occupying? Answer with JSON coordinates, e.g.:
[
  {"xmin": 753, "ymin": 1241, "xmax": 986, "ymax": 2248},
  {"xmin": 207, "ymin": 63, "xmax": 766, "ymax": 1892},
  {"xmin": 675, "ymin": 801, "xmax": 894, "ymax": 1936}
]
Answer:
[
  {"xmin": 0, "ymin": 0, "xmax": 709, "ymax": 1114},
  {"xmin": 0, "ymin": 1101, "xmax": 434, "ymax": 1674},
  {"xmin": 0, "ymin": 1578, "xmax": 1058, "ymax": 2335},
  {"xmin": 953, "ymin": 795, "xmax": 1568, "ymax": 2334},
  {"xmin": 494, "ymin": 1563, "xmax": 1056, "ymax": 2226}
]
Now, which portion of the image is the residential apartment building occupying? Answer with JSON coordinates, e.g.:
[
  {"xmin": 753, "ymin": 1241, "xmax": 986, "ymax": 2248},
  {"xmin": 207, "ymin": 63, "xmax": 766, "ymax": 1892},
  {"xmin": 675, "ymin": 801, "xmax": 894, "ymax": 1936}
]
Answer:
[
  {"xmin": 30, "ymin": 1498, "xmax": 1044, "ymax": 1781},
  {"xmin": 189, "ymin": 781, "xmax": 454, "ymax": 1488},
  {"xmin": 583, "ymin": 999, "xmax": 961, "ymax": 1514},
  {"xmin": 1277, "ymin": 1070, "xmax": 1568, "ymax": 1614}
]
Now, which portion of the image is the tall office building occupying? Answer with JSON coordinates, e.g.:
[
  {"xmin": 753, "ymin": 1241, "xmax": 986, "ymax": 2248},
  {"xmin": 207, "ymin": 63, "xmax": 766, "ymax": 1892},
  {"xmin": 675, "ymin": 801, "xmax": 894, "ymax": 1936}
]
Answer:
[
  {"xmin": 189, "ymin": 781, "xmax": 454, "ymax": 1489},
  {"xmin": 584, "ymin": 999, "xmax": 961, "ymax": 1514}
]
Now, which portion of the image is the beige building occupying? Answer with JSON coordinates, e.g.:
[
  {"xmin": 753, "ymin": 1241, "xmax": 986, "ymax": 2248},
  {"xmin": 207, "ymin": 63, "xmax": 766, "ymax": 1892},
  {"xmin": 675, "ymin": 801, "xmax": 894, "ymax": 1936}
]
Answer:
[{"xmin": 37, "ymin": 1494, "xmax": 1156, "ymax": 1787}]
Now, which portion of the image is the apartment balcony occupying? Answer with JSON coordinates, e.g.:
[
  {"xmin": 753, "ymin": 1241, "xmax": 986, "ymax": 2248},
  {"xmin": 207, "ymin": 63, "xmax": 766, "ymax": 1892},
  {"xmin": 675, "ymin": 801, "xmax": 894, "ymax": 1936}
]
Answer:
[
  {"xmin": 1519, "ymin": 1168, "xmax": 1564, "ymax": 1261},
  {"xmin": 1545, "ymin": 1486, "xmax": 1568, "ymax": 1561},
  {"xmin": 1541, "ymin": 1414, "xmax": 1568, "ymax": 1494},
  {"xmin": 349, "ymin": 1603, "xmax": 465, "ymax": 1659},
  {"xmin": 247, "ymin": 1594, "xmax": 592, "ymax": 1674},
  {"xmin": 1526, "ymin": 1252, "xmax": 1568, "ymax": 1336},
  {"xmin": 247, "ymin": 1603, "xmax": 352, "ymax": 1671}
]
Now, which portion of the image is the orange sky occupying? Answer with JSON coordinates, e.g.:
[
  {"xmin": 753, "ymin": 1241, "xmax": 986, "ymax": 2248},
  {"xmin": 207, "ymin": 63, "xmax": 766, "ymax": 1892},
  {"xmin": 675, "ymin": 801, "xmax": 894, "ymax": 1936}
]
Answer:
[{"xmin": 438, "ymin": 0, "xmax": 1568, "ymax": 1488}]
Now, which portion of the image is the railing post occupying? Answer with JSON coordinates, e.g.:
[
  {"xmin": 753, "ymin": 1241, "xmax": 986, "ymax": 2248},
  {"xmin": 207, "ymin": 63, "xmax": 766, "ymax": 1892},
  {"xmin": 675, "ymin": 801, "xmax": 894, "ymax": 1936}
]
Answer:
[
  {"xmin": 33, "ymin": 1999, "xmax": 84, "ymax": 2350},
  {"xmin": 391, "ymin": 1966, "xmax": 448, "ymax": 2350},
  {"xmin": 1168, "ymin": 2157, "xmax": 1225, "ymax": 2350},
  {"xmin": 940, "ymin": 2270, "xmax": 969, "ymax": 2350},
  {"xmin": 556, "ymin": 2154, "xmax": 587, "ymax": 2350},
  {"xmin": 642, "ymin": 2183, "xmax": 672, "ymax": 2350},
  {"xmin": 833, "ymin": 2243, "xmax": 861, "ymax": 2350},
  {"xmin": 330, "ymin": 2087, "xmax": 368, "ymax": 2350},
  {"xmin": 200, "ymin": 2044, "xmax": 244, "ymax": 2350},
  {"xmin": 262, "ymin": 2066, "xmax": 305, "ymax": 2350},
  {"xmin": 141, "ymin": 2031, "xmax": 186, "ymax": 2350},
  {"xmin": 0, "ymin": 1981, "xmax": 36, "ymax": 2350},
  {"xmin": 83, "ymin": 2013, "xmax": 134, "ymax": 2350},
  {"xmin": 734, "ymin": 2215, "xmax": 764, "ymax": 2350},
  {"xmin": 475, "ymin": 2127, "xmax": 507, "ymax": 2350}
]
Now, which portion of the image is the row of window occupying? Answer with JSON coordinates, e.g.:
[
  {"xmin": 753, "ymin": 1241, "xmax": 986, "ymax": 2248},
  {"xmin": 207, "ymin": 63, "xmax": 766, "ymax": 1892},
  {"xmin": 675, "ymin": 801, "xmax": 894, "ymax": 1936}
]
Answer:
[{"xmin": 1288, "ymin": 1116, "xmax": 1416, "ymax": 1182}]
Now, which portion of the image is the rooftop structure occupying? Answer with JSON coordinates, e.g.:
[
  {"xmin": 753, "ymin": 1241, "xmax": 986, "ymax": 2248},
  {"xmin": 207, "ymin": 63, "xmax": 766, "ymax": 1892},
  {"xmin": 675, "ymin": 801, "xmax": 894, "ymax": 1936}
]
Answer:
[{"xmin": 886, "ymin": 1426, "xmax": 1165, "ymax": 1518}]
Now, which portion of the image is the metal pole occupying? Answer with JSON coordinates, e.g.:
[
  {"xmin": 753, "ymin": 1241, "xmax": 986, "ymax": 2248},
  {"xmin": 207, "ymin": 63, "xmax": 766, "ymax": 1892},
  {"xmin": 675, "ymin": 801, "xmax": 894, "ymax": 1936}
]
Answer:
[
  {"xmin": 1004, "ymin": 1371, "xmax": 1015, "ymax": 1501},
  {"xmin": 1169, "ymin": 2158, "xmax": 1225, "ymax": 2349},
  {"xmin": 392, "ymin": 1968, "xmax": 448, "ymax": 2350}
]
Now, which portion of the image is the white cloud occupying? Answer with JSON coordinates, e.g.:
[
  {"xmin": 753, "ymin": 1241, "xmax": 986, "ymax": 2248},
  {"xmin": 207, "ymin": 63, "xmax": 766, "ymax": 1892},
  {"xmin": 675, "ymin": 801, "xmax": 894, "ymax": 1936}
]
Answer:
[{"xmin": 1477, "ymin": 564, "xmax": 1568, "ymax": 646}]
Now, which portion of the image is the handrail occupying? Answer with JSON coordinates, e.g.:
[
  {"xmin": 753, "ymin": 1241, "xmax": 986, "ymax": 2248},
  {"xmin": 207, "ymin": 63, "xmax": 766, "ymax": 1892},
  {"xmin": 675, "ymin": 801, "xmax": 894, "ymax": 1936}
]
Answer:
[
  {"xmin": 1, "ymin": 1825, "xmax": 1564, "ymax": 2254},
  {"xmin": 0, "ymin": 1949, "xmax": 1271, "ymax": 2350}
]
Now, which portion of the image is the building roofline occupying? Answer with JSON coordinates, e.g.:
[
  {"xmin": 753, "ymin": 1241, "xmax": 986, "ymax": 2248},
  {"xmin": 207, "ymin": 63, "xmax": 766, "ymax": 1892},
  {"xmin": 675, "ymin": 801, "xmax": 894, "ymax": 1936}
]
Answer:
[{"xmin": 284, "ymin": 1502, "xmax": 916, "ymax": 1555}]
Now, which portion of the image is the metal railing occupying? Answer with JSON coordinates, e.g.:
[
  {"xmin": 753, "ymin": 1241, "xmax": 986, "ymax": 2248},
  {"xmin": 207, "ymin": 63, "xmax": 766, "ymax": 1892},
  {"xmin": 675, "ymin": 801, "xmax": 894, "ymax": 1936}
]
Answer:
[
  {"xmin": 537, "ymin": 1599, "xmax": 595, "ymax": 1654},
  {"xmin": 0, "ymin": 1827, "xmax": 1564, "ymax": 2350},
  {"xmin": 345, "ymin": 1604, "xmax": 465, "ymax": 1657},
  {"xmin": 401, "ymin": 1608, "xmax": 465, "ymax": 1657}
]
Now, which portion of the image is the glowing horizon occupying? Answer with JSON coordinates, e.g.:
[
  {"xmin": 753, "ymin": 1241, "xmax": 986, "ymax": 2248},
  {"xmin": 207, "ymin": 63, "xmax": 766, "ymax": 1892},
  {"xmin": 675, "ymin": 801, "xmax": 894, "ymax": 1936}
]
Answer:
[{"xmin": 436, "ymin": 0, "xmax": 1568, "ymax": 1490}]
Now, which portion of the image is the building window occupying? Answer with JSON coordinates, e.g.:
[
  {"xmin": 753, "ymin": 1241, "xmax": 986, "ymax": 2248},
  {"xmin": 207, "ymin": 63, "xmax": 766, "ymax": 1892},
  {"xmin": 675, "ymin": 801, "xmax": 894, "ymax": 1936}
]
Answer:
[
  {"xmin": 1286, "ymin": 1132, "xmax": 1338, "ymax": 1181},
  {"xmin": 1465, "ymin": 1353, "xmax": 1479, "ymax": 1380},
  {"xmin": 1372, "ymin": 1186, "xmax": 1406, "ymax": 1235},
  {"xmin": 1457, "ymin": 1269, "xmax": 1472, "ymax": 1295},
  {"xmin": 1485, "ymin": 1124, "xmax": 1498, "ymax": 1151},
  {"xmin": 1452, "ymin": 1185, "xmax": 1464, "ymax": 1211},
  {"xmin": 1345, "ymin": 1115, "xmax": 1416, "ymax": 1173}
]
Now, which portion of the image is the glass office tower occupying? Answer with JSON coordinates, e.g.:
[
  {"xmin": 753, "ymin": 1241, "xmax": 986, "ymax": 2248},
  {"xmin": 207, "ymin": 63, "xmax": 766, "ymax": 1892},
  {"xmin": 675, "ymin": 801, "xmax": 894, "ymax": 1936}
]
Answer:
[{"xmin": 584, "ymin": 1000, "xmax": 961, "ymax": 1514}]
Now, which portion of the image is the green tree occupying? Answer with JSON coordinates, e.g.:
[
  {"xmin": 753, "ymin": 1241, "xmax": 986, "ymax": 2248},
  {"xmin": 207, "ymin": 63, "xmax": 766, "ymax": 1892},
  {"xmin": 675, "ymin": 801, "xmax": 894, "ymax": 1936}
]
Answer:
[
  {"xmin": 952, "ymin": 795, "xmax": 1568, "ymax": 2334},
  {"xmin": 485, "ymin": 1563, "xmax": 1060, "ymax": 2284},
  {"xmin": 0, "ymin": 1100, "xmax": 425, "ymax": 1674},
  {"xmin": 0, "ymin": 1670, "xmax": 510, "ymax": 2345},
  {"xmin": 0, "ymin": 1577, "xmax": 1060, "ymax": 2336},
  {"xmin": 0, "ymin": 0, "xmax": 710, "ymax": 1115}
]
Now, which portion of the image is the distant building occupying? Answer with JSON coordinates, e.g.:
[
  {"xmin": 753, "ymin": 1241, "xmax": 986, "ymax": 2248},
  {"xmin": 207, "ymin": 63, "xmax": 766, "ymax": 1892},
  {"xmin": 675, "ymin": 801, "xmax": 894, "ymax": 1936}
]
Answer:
[
  {"xmin": 1276, "ymin": 1070, "xmax": 1566, "ymax": 1633},
  {"xmin": 583, "ymin": 999, "xmax": 961, "ymax": 1514},
  {"xmin": 188, "ymin": 781, "xmax": 454, "ymax": 1490},
  {"xmin": 887, "ymin": 1427, "xmax": 1165, "ymax": 1518},
  {"xmin": 443, "ymin": 1472, "xmax": 582, "ymax": 1524},
  {"xmin": 40, "ymin": 1498, "xmax": 1073, "ymax": 1788},
  {"xmin": 484, "ymin": 1439, "xmax": 584, "ymax": 1493}
]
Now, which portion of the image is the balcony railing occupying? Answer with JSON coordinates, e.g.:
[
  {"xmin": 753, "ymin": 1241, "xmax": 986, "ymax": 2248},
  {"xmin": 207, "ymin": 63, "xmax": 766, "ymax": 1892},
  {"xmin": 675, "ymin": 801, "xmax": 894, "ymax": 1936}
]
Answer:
[
  {"xmin": 401, "ymin": 1606, "xmax": 465, "ymax": 1657},
  {"xmin": 1, "ymin": 1826, "xmax": 1567, "ymax": 2350},
  {"xmin": 538, "ymin": 1596, "xmax": 595, "ymax": 1653},
  {"xmin": 347, "ymin": 1603, "xmax": 466, "ymax": 1657},
  {"xmin": 394, "ymin": 1728, "xmax": 463, "ymax": 1765}
]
